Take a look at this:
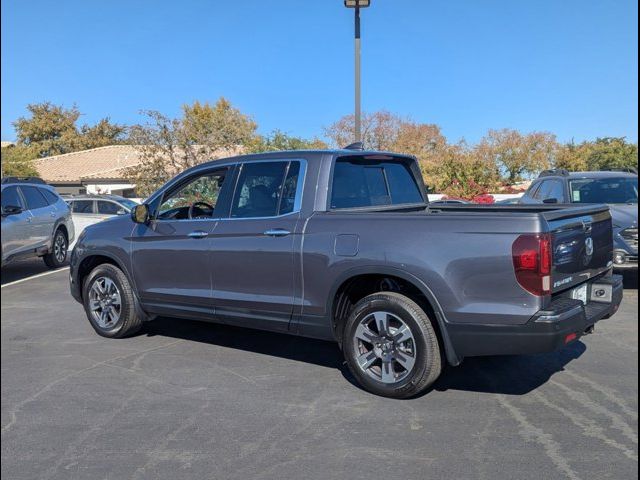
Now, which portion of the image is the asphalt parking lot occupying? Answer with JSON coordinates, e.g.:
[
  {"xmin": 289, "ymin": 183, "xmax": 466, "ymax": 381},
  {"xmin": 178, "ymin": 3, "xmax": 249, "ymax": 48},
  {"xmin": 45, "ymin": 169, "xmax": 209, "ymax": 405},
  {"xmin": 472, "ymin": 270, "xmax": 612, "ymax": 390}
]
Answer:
[{"xmin": 1, "ymin": 262, "xmax": 638, "ymax": 480}]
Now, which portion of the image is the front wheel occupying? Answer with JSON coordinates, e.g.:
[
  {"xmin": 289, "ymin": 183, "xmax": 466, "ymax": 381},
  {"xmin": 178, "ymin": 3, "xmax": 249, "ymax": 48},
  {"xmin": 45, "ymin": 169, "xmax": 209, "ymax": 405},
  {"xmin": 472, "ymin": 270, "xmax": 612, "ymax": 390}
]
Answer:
[
  {"xmin": 82, "ymin": 264, "xmax": 143, "ymax": 338},
  {"xmin": 343, "ymin": 292, "xmax": 442, "ymax": 399},
  {"xmin": 43, "ymin": 228, "xmax": 68, "ymax": 268}
]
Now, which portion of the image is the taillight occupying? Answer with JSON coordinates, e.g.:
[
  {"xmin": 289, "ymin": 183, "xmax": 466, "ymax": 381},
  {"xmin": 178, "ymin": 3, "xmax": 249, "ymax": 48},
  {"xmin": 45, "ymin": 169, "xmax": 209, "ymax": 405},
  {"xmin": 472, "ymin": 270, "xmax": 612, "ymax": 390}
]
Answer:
[{"xmin": 512, "ymin": 233, "xmax": 552, "ymax": 296}]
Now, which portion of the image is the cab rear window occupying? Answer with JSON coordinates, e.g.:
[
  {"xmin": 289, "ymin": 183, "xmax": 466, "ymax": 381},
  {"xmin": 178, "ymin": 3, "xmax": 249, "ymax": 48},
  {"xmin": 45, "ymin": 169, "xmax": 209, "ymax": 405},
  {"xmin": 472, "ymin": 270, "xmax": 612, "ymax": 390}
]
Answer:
[{"xmin": 331, "ymin": 157, "xmax": 423, "ymax": 209}]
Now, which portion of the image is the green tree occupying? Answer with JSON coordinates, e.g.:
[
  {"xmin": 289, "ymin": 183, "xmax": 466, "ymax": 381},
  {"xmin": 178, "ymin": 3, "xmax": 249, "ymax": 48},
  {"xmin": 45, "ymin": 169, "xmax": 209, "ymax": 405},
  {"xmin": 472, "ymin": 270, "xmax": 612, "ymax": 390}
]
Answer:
[
  {"xmin": 249, "ymin": 130, "xmax": 328, "ymax": 153},
  {"xmin": 128, "ymin": 98, "xmax": 259, "ymax": 196},
  {"xmin": 12, "ymin": 102, "xmax": 126, "ymax": 158},
  {"xmin": 555, "ymin": 137, "xmax": 638, "ymax": 172},
  {"xmin": 1, "ymin": 144, "xmax": 39, "ymax": 177}
]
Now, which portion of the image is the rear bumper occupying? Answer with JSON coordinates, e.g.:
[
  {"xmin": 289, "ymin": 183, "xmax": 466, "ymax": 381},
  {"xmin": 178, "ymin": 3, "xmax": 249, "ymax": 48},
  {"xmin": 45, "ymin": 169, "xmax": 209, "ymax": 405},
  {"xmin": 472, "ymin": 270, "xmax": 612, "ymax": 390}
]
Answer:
[{"xmin": 447, "ymin": 274, "xmax": 624, "ymax": 358}]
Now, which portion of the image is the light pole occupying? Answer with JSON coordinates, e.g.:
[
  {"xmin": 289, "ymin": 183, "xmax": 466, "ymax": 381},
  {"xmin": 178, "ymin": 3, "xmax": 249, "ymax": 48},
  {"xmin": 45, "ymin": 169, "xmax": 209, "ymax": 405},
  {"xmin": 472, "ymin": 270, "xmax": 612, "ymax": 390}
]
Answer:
[{"xmin": 344, "ymin": 0, "xmax": 370, "ymax": 144}]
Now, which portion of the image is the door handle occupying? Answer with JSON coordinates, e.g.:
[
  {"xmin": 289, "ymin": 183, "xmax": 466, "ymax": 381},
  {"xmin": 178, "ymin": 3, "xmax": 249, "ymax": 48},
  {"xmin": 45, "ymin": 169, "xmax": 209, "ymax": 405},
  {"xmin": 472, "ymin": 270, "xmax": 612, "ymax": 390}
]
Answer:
[
  {"xmin": 50, "ymin": 212, "xmax": 56, "ymax": 217},
  {"xmin": 264, "ymin": 229, "xmax": 291, "ymax": 237},
  {"xmin": 187, "ymin": 230, "xmax": 209, "ymax": 239}
]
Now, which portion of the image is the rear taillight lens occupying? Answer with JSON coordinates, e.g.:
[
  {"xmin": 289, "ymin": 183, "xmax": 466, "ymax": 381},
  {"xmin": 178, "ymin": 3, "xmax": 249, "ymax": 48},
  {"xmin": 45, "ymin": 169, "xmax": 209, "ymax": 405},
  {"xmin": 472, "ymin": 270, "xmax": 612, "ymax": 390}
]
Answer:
[{"xmin": 512, "ymin": 233, "xmax": 552, "ymax": 296}]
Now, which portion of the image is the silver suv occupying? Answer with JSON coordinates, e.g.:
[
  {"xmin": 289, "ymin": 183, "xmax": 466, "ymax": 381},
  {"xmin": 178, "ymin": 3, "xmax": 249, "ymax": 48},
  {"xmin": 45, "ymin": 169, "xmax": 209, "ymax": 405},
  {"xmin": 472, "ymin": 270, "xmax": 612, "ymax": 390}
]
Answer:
[{"xmin": 1, "ymin": 177, "xmax": 75, "ymax": 268}]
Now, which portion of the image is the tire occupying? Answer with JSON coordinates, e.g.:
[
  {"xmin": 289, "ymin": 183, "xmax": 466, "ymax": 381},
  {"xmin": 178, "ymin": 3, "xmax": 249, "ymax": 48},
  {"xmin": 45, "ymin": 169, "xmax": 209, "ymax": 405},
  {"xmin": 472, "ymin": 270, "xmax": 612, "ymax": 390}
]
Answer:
[
  {"xmin": 82, "ymin": 263, "xmax": 143, "ymax": 338},
  {"xmin": 43, "ymin": 228, "xmax": 68, "ymax": 268},
  {"xmin": 343, "ymin": 292, "xmax": 442, "ymax": 399}
]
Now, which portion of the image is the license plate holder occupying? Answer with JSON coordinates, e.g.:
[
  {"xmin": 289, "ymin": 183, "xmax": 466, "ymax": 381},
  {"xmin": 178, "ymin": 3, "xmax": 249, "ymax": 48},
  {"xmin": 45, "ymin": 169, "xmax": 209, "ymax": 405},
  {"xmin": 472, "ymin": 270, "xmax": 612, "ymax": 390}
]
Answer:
[
  {"xmin": 590, "ymin": 283, "xmax": 613, "ymax": 303},
  {"xmin": 571, "ymin": 284, "xmax": 588, "ymax": 305}
]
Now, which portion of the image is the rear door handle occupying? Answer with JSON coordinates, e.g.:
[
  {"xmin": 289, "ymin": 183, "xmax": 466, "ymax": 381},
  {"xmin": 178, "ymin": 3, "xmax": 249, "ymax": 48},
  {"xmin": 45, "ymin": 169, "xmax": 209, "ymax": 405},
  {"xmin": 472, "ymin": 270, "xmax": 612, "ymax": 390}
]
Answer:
[
  {"xmin": 264, "ymin": 229, "xmax": 291, "ymax": 237},
  {"xmin": 187, "ymin": 230, "xmax": 209, "ymax": 239}
]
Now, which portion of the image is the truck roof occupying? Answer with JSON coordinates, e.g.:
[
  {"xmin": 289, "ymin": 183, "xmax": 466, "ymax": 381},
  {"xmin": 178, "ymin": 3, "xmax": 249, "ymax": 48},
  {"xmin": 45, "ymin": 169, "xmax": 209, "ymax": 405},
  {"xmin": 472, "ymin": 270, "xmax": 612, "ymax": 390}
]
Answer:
[{"xmin": 194, "ymin": 149, "xmax": 416, "ymax": 169}]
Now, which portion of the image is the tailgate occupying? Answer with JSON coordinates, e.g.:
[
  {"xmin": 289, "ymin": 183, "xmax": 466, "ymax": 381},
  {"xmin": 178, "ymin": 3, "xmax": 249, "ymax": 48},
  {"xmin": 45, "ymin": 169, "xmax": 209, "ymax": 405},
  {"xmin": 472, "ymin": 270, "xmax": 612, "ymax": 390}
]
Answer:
[{"xmin": 544, "ymin": 205, "xmax": 613, "ymax": 293}]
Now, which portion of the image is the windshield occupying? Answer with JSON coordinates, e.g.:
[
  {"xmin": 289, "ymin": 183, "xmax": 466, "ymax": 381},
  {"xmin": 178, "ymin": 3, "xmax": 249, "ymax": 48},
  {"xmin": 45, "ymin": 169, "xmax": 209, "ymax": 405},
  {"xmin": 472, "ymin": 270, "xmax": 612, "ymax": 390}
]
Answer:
[{"xmin": 569, "ymin": 177, "xmax": 638, "ymax": 204}]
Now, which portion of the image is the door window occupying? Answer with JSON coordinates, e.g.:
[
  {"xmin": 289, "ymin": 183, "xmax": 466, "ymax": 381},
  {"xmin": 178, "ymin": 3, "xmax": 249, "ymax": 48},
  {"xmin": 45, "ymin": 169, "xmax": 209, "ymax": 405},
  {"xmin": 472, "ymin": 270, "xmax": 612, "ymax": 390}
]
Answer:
[
  {"xmin": 230, "ymin": 162, "xmax": 289, "ymax": 218},
  {"xmin": 97, "ymin": 201, "xmax": 122, "ymax": 215},
  {"xmin": 72, "ymin": 200, "xmax": 95, "ymax": 214},
  {"xmin": 40, "ymin": 188, "xmax": 60, "ymax": 205},
  {"xmin": 2, "ymin": 186, "xmax": 24, "ymax": 209},
  {"xmin": 158, "ymin": 169, "xmax": 228, "ymax": 220},
  {"xmin": 20, "ymin": 186, "xmax": 49, "ymax": 210}
]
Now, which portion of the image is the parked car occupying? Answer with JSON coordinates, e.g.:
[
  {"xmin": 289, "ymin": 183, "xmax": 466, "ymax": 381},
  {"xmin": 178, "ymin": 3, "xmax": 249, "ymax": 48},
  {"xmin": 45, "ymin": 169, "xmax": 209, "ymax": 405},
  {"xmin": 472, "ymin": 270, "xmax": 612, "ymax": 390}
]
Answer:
[
  {"xmin": 65, "ymin": 194, "xmax": 140, "ymax": 217},
  {"xmin": 1, "ymin": 177, "xmax": 75, "ymax": 268},
  {"xmin": 70, "ymin": 148, "xmax": 622, "ymax": 398},
  {"xmin": 520, "ymin": 169, "xmax": 638, "ymax": 270}
]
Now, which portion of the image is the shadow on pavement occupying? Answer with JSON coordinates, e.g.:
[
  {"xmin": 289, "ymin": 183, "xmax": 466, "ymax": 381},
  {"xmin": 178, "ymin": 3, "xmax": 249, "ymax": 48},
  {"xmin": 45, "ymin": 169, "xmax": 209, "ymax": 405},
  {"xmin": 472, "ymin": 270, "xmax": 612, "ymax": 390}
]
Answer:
[
  {"xmin": 143, "ymin": 316, "xmax": 586, "ymax": 397},
  {"xmin": 434, "ymin": 341, "xmax": 586, "ymax": 395},
  {"xmin": 0, "ymin": 258, "xmax": 68, "ymax": 285}
]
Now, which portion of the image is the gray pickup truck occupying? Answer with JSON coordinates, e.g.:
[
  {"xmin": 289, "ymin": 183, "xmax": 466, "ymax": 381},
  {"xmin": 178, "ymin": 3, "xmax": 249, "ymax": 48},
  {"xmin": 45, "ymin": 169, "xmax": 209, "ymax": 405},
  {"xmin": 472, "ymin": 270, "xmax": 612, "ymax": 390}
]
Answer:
[{"xmin": 70, "ymin": 147, "xmax": 623, "ymax": 398}]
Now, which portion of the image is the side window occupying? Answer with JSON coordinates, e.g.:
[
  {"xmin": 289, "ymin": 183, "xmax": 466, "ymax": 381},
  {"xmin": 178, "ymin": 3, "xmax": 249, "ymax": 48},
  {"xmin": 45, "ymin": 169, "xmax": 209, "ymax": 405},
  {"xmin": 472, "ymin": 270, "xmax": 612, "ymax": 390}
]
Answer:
[
  {"xmin": 97, "ymin": 201, "xmax": 121, "ymax": 215},
  {"xmin": 278, "ymin": 161, "xmax": 303, "ymax": 215},
  {"xmin": 72, "ymin": 200, "xmax": 94, "ymax": 214},
  {"xmin": 530, "ymin": 182, "xmax": 544, "ymax": 200},
  {"xmin": 158, "ymin": 168, "xmax": 228, "ymax": 220},
  {"xmin": 1, "ymin": 186, "xmax": 24, "ymax": 209},
  {"xmin": 230, "ymin": 162, "xmax": 288, "ymax": 218},
  {"xmin": 546, "ymin": 180, "xmax": 565, "ymax": 202},
  {"xmin": 20, "ymin": 186, "xmax": 49, "ymax": 210},
  {"xmin": 331, "ymin": 158, "xmax": 423, "ymax": 209},
  {"xmin": 40, "ymin": 188, "xmax": 60, "ymax": 205}
]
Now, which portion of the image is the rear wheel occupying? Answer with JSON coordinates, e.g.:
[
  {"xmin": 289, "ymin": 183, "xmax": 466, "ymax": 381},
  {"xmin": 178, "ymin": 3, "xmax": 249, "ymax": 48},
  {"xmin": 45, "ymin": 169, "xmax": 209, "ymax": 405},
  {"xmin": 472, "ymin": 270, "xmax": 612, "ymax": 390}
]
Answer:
[
  {"xmin": 43, "ymin": 228, "xmax": 68, "ymax": 268},
  {"xmin": 343, "ymin": 292, "xmax": 442, "ymax": 399},
  {"xmin": 82, "ymin": 264, "xmax": 143, "ymax": 338}
]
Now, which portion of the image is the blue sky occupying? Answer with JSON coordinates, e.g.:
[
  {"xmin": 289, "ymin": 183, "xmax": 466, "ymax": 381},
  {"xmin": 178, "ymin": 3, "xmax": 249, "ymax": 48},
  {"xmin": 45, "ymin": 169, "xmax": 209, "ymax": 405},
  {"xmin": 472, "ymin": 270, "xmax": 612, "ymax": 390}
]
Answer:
[{"xmin": 1, "ymin": 0, "xmax": 638, "ymax": 144}]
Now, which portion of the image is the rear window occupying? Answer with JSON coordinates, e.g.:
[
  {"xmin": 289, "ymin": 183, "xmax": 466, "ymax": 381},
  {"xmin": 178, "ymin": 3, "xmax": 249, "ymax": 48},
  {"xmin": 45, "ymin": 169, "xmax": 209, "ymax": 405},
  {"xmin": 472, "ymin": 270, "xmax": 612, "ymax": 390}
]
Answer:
[{"xmin": 331, "ymin": 158, "xmax": 423, "ymax": 209}]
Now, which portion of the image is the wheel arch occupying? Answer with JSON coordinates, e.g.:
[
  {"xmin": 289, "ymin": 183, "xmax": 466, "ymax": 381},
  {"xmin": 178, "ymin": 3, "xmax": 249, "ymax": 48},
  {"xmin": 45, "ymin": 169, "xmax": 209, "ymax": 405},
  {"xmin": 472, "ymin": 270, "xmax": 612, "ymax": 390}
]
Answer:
[{"xmin": 328, "ymin": 266, "xmax": 462, "ymax": 366}]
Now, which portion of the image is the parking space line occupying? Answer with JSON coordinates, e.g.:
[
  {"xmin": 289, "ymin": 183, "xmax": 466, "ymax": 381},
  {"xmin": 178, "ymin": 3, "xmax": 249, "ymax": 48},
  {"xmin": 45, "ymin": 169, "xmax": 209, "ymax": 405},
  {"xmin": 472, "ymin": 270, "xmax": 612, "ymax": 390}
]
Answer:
[{"xmin": 1, "ymin": 267, "xmax": 70, "ymax": 289}]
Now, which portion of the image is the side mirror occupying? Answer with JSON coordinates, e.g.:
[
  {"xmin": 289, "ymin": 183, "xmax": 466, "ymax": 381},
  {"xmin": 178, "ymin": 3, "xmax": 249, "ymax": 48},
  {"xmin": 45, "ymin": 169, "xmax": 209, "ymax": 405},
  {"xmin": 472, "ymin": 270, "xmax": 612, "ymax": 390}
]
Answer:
[
  {"xmin": 2, "ymin": 205, "xmax": 23, "ymax": 216},
  {"xmin": 116, "ymin": 208, "xmax": 127, "ymax": 215},
  {"xmin": 131, "ymin": 204, "xmax": 150, "ymax": 224},
  {"xmin": 543, "ymin": 198, "xmax": 559, "ymax": 204}
]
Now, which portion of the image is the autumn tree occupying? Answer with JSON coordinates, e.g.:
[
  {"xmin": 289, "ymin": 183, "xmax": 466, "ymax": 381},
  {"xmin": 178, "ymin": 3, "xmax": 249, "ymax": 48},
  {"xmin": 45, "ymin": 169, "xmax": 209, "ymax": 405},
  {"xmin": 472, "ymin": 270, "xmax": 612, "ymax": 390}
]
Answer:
[
  {"xmin": 426, "ymin": 142, "xmax": 500, "ymax": 199},
  {"xmin": 478, "ymin": 129, "xmax": 558, "ymax": 183},
  {"xmin": 324, "ymin": 111, "xmax": 448, "ymax": 180},
  {"xmin": 128, "ymin": 98, "xmax": 259, "ymax": 196}
]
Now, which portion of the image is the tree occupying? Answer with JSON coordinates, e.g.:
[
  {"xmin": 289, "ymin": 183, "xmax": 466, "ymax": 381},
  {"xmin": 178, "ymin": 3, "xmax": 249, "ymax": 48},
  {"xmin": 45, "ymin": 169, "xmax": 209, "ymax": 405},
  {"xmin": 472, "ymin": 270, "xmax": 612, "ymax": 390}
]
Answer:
[
  {"xmin": 128, "ymin": 98, "xmax": 259, "ymax": 196},
  {"xmin": 426, "ymin": 142, "xmax": 500, "ymax": 199},
  {"xmin": 1, "ymin": 144, "xmax": 39, "ymax": 177},
  {"xmin": 478, "ymin": 129, "xmax": 557, "ymax": 183},
  {"xmin": 325, "ymin": 111, "xmax": 452, "ymax": 188},
  {"xmin": 249, "ymin": 130, "xmax": 328, "ymax": 153},
  {"xmin": 12, "ymin": 102, "xmax": 127, "ymax": 158},
  {"xmin": 555, "ymin": 137, "xmax": 638, "ymax": 172}
]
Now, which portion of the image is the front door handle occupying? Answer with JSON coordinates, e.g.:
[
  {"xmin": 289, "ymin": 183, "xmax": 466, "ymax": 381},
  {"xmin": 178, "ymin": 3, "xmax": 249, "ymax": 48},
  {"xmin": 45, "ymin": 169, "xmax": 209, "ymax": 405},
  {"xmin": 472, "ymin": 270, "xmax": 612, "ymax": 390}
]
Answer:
[
  {"xmin": 187, "ymin": 230, "xmax": 209, "ymax": 239},
  {"xmin": 264, "ymin": 229, "xmax": 291, "ymax": 237}
]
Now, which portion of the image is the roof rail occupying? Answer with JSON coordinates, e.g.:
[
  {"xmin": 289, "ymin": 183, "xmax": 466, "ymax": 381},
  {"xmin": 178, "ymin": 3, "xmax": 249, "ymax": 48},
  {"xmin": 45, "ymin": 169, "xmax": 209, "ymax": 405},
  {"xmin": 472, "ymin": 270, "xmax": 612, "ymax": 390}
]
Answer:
[
  {"xmin": 343, "ymin": 141, "xmax": 364, "ymax": 150},
  {"xmin": 538, "ymin": 169, "xmax": 570, "ymax": 178},
  {"xmin": 601, "ymin": 167, "xmax": 638, "ymax": 175},
  {"xmin": 1, "ymin": 176, "xmax": 46, "ymax": 185}
]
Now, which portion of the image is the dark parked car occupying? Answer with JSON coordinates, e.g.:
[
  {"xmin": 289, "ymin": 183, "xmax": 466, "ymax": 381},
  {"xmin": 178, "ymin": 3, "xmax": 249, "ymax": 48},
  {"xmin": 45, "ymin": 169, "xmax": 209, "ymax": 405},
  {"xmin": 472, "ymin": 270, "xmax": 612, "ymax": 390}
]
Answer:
[
  {"xmin": 65, "ymin": 194, "xmax": 139, "ymax": 216},
  {"xmin": 2, "ymin": 177, "xmax": 74, "ymax": 267},
  {"xmin": 70, "ymin": 148, "xmax": 622, "ymax": 398},
  {"xmin": 520, "ymin": 169, "xmax": 638, "ymax": 270}
]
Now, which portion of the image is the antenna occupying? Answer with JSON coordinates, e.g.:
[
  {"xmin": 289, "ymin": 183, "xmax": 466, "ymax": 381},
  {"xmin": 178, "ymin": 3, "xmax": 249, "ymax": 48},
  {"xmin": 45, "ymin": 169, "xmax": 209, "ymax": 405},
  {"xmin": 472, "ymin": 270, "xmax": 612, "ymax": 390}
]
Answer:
[{"xmin": 343, "ymin": 142, "xmax": 365, "ymax": 150}]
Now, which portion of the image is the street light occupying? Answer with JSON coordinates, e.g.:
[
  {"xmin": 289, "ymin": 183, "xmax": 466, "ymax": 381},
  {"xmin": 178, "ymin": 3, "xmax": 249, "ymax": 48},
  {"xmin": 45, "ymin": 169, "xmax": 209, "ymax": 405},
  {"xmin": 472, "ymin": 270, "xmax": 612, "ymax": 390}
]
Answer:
[{"xmin": 344, "ymin": 0, "xmax": 371, "ymax": 143}]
